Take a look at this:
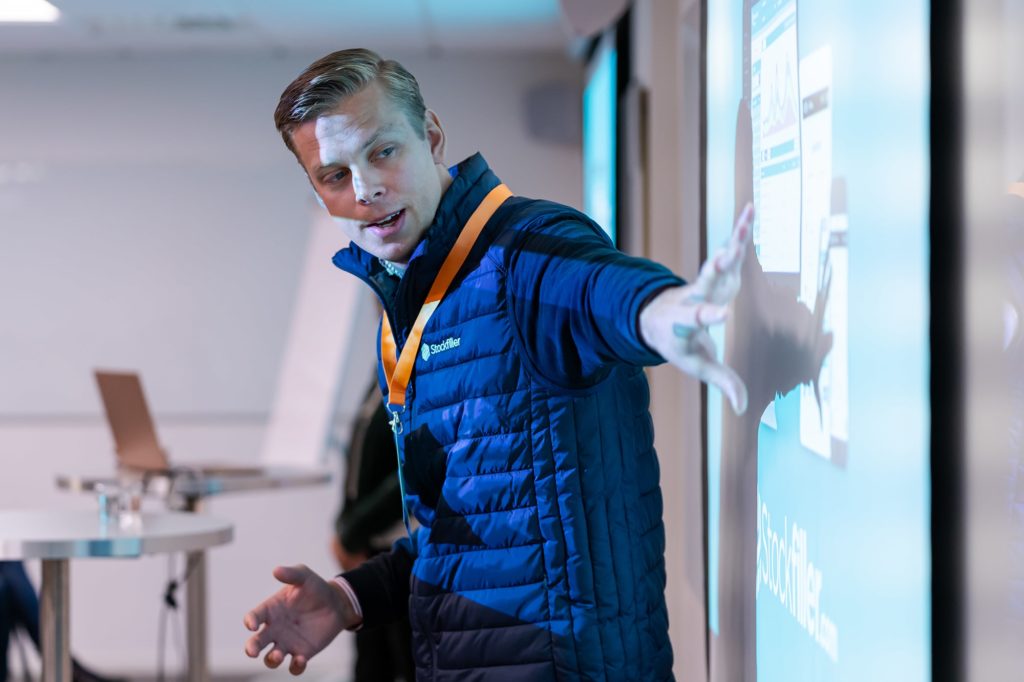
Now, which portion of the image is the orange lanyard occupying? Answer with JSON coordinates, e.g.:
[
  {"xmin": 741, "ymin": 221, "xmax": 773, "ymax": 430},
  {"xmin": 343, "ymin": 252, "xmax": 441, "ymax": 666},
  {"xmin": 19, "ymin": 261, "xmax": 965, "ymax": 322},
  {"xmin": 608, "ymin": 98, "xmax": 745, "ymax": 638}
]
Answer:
[{"xmin": 380, "ymin": 183, "xmax": 512, "ymax": 432}]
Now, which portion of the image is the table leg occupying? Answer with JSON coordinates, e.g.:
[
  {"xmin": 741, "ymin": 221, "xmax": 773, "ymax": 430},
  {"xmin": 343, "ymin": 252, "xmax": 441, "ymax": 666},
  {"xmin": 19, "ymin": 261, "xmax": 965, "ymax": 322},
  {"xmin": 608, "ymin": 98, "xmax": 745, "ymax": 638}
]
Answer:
[
  {"xmin": 40, "ymin": 558, "xmax": 71, "ymax": 682},
  {"xmin": 180, "ymin": 494, "xmax": 211, "ymax": 682},
  {"xmin": 185, "ymin": 548, "xmax": 208, "ymax": 682},
  {"xmin": 184, "ymin": 489, "xmax": 209, "ymax": 682}
]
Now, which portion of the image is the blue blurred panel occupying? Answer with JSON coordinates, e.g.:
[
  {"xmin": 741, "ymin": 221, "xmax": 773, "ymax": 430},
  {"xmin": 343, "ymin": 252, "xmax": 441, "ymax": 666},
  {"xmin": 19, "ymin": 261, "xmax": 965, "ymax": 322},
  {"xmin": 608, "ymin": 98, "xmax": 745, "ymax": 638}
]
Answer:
[{"xmin": 583, "ymin": 34, "xmax": 617, "ymax": 242}]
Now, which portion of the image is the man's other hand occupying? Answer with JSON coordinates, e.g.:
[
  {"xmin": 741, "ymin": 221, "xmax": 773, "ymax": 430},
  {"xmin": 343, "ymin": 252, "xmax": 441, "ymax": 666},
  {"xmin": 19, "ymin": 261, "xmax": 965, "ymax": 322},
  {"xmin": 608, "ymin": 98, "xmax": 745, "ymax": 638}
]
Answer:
[
  {"xmin": 243, "ymin": 564, "xmax": 360, "ymax": 675},
  {"xmin": 639, "ymin": 203, "xmax": 753, "ymax": 415}
]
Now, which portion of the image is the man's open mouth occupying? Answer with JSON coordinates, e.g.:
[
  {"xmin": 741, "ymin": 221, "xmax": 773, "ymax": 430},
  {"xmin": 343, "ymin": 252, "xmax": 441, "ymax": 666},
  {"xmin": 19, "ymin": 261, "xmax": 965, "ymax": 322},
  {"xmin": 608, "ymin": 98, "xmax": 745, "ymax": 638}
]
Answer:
[{"xmin": 366, "ymin": 209, "xmax": 404, "ymax": 228}]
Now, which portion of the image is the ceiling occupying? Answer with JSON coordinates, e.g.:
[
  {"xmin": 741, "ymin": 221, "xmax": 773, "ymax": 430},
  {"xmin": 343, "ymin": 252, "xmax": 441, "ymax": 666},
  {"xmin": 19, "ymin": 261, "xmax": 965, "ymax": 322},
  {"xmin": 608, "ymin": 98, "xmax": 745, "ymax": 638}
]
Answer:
[{"xmin": 0, "ymin": 0, "xmax": 575, "ymax": 55}]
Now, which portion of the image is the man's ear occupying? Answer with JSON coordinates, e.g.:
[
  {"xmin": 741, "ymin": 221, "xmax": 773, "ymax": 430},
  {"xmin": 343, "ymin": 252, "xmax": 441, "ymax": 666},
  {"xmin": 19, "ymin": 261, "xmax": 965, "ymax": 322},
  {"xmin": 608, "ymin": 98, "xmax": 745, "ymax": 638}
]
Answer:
[{"xmin": 425, "ymin": 109, "xmax": 446, "ymax": 164}]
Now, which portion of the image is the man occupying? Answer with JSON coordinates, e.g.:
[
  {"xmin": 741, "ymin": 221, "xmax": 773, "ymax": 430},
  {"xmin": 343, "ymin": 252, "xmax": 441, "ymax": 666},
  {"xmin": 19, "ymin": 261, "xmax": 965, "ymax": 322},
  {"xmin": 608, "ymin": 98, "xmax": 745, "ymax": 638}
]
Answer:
[{"xmin": 244, "ymin": 48, "xmax": 751, "ymax": 680}]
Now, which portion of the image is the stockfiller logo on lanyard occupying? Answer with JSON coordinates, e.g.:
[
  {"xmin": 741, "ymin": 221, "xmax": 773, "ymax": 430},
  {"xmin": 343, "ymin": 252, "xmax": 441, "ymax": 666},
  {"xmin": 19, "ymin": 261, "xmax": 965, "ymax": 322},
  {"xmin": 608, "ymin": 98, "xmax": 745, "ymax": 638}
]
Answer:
[{"xmin": 380, "ymin": 183, "xmax": 512, "ymax": 536}]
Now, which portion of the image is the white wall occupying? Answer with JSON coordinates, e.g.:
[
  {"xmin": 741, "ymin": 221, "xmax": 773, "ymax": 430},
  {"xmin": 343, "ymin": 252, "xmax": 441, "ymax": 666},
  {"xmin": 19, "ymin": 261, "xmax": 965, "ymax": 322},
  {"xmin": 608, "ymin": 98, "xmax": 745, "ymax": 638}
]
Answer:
[
  {"xmin": 0, "ymin": 50, "xmax": 582, "ymax": 417},
  {"xmin": 1005, "ymin": 0, "xmax": 1023, "ymax": 184},
  {"xmin": 0, "ymin": 49, "xmax": 581, "ymax": 677},
  {"xmin": 965, "ymin": 0, "xmax": 1023, "ymax": 678}
]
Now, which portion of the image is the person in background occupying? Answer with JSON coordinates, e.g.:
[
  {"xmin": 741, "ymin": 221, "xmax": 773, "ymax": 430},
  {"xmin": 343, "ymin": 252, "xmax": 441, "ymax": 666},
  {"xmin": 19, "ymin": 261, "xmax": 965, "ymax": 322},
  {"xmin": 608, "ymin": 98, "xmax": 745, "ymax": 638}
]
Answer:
[
  {"xmin": 0, "ymin": 561, "xmax": 121, "ymax": 682},
  {"xmin": 331, "ymin": 381, "xmax": 414, "ymax": 682}
]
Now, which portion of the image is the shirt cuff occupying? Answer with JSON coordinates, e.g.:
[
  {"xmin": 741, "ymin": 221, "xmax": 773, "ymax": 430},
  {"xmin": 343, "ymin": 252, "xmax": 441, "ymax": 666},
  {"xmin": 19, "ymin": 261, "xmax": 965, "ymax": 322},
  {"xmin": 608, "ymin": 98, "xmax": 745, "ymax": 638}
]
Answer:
[{"xmin": 332, "ymin": 576, "xmax": 364, "ymax": 631}]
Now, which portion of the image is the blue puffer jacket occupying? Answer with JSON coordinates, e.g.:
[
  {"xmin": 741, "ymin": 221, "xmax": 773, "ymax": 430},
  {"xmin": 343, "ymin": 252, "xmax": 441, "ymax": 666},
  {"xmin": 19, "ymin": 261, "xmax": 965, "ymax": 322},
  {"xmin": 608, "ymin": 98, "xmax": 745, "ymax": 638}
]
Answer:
[{"xmin": 335, "ymin": 154, "xmax": 683, "ymax": 681}]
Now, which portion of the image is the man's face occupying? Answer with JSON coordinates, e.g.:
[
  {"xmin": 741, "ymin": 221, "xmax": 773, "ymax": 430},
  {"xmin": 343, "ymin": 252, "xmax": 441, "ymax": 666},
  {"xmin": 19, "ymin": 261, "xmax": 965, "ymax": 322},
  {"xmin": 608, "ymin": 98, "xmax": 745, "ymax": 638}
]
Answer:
[{"xmin": 289, "ymin": 82, "xmax": 449, "ymax": 264}]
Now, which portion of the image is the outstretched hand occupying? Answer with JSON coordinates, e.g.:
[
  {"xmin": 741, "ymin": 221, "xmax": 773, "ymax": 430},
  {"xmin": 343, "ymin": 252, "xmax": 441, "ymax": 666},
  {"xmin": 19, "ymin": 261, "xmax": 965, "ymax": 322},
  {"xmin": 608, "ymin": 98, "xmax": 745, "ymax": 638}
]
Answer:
[
  {"xmin": 243, "ymin": 564, "xmax": 360, "ymax": 676},
  {"xmin": 639, "ymin": 203, "xmax": 754, "ymax": 415}
]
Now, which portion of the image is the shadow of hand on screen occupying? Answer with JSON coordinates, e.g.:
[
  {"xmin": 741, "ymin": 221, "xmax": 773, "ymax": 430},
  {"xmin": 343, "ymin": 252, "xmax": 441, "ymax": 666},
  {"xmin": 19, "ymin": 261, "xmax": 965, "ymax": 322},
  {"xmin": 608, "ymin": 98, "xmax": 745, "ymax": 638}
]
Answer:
[
  {"xmin": 726, "ymin": 237, "xmax": 833, "ymax": 421},
  {"xmin": 712, "ymin": 98, "xmax": 833, "ymax": 682}
]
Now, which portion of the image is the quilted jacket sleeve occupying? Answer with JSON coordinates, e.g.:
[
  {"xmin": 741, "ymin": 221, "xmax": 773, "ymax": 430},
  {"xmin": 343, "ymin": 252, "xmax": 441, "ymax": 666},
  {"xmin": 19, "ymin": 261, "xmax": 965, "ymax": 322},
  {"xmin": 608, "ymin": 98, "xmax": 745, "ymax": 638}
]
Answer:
[{"xmin": 505, "ymin": 212, "xmax": 685, "ymax": 388}]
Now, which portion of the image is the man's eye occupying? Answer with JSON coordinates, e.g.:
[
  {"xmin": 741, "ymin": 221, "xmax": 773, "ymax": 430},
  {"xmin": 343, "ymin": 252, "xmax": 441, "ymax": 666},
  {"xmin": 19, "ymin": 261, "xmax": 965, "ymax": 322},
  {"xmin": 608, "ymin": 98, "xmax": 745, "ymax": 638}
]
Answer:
[
  {"xmin": 377, "ymin": 146, "xmax": 395, "ymax": 159},
  {"xmin": 326, "ymin": 169, "xmax": 348, "ymax": 183}
]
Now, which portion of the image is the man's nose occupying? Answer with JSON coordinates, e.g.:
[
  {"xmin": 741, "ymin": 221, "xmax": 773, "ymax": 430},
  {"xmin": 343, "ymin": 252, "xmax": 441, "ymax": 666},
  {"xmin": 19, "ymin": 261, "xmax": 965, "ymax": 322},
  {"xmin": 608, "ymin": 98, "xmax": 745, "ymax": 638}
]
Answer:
[{"xmin": 352, "ymin": 170, "xmax": 385, "ymax": 205}]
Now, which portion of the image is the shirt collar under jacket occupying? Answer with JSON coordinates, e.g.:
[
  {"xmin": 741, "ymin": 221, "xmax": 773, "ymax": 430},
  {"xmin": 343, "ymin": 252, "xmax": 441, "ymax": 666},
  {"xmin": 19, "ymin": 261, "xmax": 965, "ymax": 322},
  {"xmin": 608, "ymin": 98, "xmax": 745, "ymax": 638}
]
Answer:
[{"xmin": 379, "ymin": 258, "xmax": 406, "ymax": 279}]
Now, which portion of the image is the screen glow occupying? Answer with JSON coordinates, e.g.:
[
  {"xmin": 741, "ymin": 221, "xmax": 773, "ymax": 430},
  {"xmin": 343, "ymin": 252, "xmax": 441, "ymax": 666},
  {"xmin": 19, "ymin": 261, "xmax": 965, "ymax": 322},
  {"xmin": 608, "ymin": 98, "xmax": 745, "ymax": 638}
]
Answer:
[
  {"xmin": 705, "ymin": 0, "xmax": 931, "ymax": 678},
  {"xmin": 583, "ymin": 33, "xmax": 617, "ymax": 242}
]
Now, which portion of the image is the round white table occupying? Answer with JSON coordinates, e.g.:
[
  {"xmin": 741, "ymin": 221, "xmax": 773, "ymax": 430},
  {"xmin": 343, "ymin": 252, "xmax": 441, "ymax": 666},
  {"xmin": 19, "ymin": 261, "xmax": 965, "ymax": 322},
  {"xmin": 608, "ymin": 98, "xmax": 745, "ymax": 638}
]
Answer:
[
  {"xmin": 0, "ymin": 510, "xmax": 233, "ymax": 682},
  {"xmin": 55, "ymin": 467, "xmax": 330, "ymax": 682}
]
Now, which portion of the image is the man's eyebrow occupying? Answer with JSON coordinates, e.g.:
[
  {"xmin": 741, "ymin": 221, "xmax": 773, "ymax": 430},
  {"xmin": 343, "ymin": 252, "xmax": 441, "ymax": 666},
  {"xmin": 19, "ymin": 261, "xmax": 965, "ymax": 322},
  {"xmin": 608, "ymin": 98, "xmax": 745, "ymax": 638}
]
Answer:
[
  {"xmin": 360, "ymin": 124, "xmax": 397, "ymax": 152},
  {"xmin": 315, "ymin": 124, "xmax": 397, "ymax": 174},
  {"xmin": 314, "ymin": 160, "xmax": 342, "ymax": 175}
]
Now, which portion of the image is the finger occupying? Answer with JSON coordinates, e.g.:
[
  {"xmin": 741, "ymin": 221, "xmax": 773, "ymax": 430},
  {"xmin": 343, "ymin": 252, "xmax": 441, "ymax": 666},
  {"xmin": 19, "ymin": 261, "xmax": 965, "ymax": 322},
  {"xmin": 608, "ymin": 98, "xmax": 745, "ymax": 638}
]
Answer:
[
  {"xmin": 713, "ymin": 204, "xmax": 754, "ymax": 278},
  {"xmin": 245, "ymin": 626, "xmax": 275, "ymax": 658},
  {"xmin": 273, "ymin": 564, "xmax": 310, "ymax": 586},
  {"xmin": 244, "ymin": 604, "xmax": 269, "ymax": 632},
  {"xmin": 265, "ymin": 647, "xmax": 286, "ymax": 669},
  {"xmin": 698, "ymin": 251, "xmax": 721, "ymax": 283},
  {"xmin": 732, "ymin": 202, "xmax": 754, "ymax": 244},
  {"xmin": 693, "ymin": 256, "xmax": 724, "ymax": 300},
  {"xmin": 717, "ymin": 206, "xmax": 753, "ymax": 273},
  {"xmin": 679, "ymin": 353, "xmax": 748, "ymax": 416},
  {"xmin": 688, "ymin": 264, "xmax": 712, "ymax": 301},
  {"xmin": 713, "ymin": 242, "xmax": 742, "ymax": 275},
  {"xmin": 290, "ymin": 655, "xmax": 308, "ymax": 676},
  {"xmin": 671, "ymin": 303, "xmax": 728, "ymax": 334},
  {"xmin": 696, "ymin": 302, "xmax": 728, "ymax": 327},
  {"xmin": 717, "ymin": 365, "xmax": 749, "ymax": 416},
  {"xmin": 694, "ymin": 253, "xmax": 740, "ymax": 304}
]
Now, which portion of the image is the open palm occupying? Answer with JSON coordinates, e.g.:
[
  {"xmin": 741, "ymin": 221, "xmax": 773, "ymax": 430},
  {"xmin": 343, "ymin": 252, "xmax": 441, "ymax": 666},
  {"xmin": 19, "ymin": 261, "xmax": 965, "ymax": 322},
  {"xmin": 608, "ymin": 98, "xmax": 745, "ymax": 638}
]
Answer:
[{"xmin": 244, "ymin": 564, "xmax": 357, "ymax": 675}]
